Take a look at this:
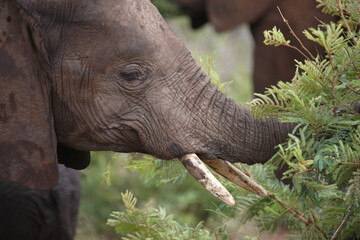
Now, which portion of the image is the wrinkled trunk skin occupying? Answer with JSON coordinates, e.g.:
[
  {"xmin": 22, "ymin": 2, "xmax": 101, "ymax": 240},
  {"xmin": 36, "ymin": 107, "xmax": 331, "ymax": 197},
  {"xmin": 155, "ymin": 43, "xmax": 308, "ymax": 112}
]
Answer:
[
  {"xmin": 167, "ymin": 70, "xmax": 295, "ymax": 165},
  {"xmin": 135, "ymin": 50, "xmax": 295, "ymax": 165},
  {"xmin": 201, "ymin": 90, "xmax": 294, "ymax": 164}
]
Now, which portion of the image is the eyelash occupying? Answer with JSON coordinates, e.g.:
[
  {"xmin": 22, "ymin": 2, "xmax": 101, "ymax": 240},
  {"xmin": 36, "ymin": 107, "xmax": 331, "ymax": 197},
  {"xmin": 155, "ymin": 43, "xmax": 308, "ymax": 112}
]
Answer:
[
  {"xmin": 120, "ymin": 71, "xmax": 142, "ymax": 81},
  {"xmin": 110, "ymin": 63, "xmax": 151, "ymax": 89}
]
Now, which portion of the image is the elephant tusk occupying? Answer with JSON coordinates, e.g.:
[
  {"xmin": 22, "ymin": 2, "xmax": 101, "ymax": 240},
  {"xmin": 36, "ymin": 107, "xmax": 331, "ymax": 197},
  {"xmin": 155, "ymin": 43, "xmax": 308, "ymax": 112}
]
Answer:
[
  {"xmin": 203, "ymin": 159, "xmax": 270, "ymax": 197},
  {"xmin": 179, "ymin": 154, "xmax": 235, "ymax": 206}
]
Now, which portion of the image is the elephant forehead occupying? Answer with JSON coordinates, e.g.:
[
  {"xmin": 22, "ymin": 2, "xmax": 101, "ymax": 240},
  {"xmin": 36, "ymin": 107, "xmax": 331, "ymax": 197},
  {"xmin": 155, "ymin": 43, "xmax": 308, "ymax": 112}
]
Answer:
[
  {"xmin": 107, "ymin": 0, "xmax": 178, "ymax": 53},
  {"xmin": 68, "ymin": 0, "xmax": 180, "ymax": 64},
  {"xmin": 99, "ymin": 0, "xmax": 172, "ymax": 42}
]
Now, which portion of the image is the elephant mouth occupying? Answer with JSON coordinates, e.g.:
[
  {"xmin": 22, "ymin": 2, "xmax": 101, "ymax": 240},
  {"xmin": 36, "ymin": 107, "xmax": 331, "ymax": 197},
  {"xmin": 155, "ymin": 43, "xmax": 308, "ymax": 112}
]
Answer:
[{"xmin": 179, "ymin": 154, "xmax": 269, "ymax": 206}]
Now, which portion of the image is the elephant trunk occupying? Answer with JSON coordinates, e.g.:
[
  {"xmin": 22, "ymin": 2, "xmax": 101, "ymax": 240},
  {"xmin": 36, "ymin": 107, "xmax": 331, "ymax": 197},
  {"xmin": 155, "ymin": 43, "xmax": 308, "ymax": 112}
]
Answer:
[
  {"xmin": 174, "ymin": 75, "xmax": 295, "ymax": 205},
  {"xmin": 189, "ymin": 80, "xmax": 295, "ymax": 165},
  {"xmin": 223, "ymin": 101, "xmax": 295, "ymax": 164}
]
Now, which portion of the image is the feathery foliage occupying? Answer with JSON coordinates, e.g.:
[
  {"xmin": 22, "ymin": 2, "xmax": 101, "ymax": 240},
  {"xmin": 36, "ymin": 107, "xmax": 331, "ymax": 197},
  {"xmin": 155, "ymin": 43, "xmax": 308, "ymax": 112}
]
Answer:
[
  {"xmin": 107, "ymin": 190, "xmax": 223, "ymax": 239},
  {"xmin": 122, "ymin": 153, "xmax": 187, "ymax": 186},
  {"xmin": 249, "ymin": 0, "xmax": 360, "ymax": 238}
]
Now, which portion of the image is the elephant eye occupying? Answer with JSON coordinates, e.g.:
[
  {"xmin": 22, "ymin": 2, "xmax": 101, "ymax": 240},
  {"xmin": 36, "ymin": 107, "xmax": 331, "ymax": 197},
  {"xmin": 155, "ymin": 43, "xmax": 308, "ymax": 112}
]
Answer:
[
  {"xmin": 111, "ymin": 63, "xmax": 150, "ymax": 89},
  {"xmin": 121, "ymin": 71, "xmax": 142, "ymax": 82},
  {"xmin": 119, "ymin": 64, "xmax": 145, "ymax": 83}
]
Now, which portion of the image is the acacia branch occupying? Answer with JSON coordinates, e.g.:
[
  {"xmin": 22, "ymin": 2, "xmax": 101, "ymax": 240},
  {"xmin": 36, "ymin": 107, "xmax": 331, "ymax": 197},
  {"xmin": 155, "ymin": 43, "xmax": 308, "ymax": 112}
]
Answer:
[
  {"xmin": 275, "ymin": 7, "xmax": 338, "ymax": 96},
  {"xmin": 337, "ymin": 0, "xmax": 358, "ymax": 45},
  {"xmin": 338, "ymin": 78, "xmax": 360, "ymax": 95},
  {"xmin": 277, "ymin": 7, "xmax": 316, "ymax": 60},
  {"xmin": 207, "ymin": 160, "xmax": 331, "ymax": 236},
  {"xmin": 344, "ymin": 47, "xmax": 360, "ymax": 80},
  {"xmin": 276, "ymin": 5, "xmax": 360, "ymax": 99},
  {"xmin": 270, "ymin": 194, "xmax": 313, "ymax": 226},
  {"xmin": 206, "ymin": 159, "xmax": 315, "ymax": 226},
  {"xmin": 330, "ymin": 202, "xmax": 354, "ymax": 240},
  {"xmin": 282, "ymin": 43, "xmax": 312, "ymax": 62}
]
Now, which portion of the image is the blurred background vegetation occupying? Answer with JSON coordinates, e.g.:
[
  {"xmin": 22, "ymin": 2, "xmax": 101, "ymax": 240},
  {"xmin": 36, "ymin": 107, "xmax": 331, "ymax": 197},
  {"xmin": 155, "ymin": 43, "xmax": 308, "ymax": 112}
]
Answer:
[{"xmin": 76, "ymin": 1, "xmax": 260, "ymax": 240}]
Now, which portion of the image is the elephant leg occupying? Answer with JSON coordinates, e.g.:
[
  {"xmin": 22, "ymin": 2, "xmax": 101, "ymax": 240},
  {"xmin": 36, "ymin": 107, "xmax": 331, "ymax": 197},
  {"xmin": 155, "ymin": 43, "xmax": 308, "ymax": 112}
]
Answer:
[
  {"xmin": 0, "ymin": 165, "xmax": 80, "ymax": 240},
  {"xmin": 0, "ymin": 180, "xmax": 60, "ymax": 240}
]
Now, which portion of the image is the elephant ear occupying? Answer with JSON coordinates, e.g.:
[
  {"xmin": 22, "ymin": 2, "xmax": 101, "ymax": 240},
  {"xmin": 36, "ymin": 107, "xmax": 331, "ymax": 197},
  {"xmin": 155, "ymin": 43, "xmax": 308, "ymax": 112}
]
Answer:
[
  {"xmin": 0, "ymin": 1, "xmax": 58, "ymax": 189},
  {"xmin": 206, "ymin": 0, "xmax": 273, "ymax": 32}
]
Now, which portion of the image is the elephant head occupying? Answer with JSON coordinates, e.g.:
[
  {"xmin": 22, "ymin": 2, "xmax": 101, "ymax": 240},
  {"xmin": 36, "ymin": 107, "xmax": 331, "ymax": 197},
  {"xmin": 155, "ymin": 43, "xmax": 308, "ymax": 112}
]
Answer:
[{"xmin": 0, "ymin": 0, "xmax": 294, "ymax": 194}]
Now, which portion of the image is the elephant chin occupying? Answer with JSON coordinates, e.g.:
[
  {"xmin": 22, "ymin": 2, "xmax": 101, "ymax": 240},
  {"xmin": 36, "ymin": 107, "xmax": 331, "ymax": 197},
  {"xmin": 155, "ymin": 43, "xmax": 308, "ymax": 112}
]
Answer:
[{"xmin": 179, "ymin": 153, "xmax": 268, "ymax": 206}]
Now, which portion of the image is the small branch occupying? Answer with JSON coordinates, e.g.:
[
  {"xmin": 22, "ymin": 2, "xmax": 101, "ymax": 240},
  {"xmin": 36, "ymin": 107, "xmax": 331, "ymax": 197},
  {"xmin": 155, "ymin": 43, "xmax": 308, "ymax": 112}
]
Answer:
[
  {"xmin": 338, "ymin": 101, "xmax": 360, "ymax": 116},
  {"xmin": 330, "ymin": 202, "xmax": 355, "ymax": 240},
  {"xmin": 271, "ymin": 195, "xmax": 313, "ymax": 226},
  {"xmin": 322, "ymin": 42, "xmax": 338, "ymax": 117},
  {"xmin": 277, "ymin": 7, "xmax": 316, "ymax": 60},
  {"xmin": 334, "ymin": 89, "xmax": 352, "ymax": 109},
  {"xmin": 312, "ymin": 214, "xmax": 330, "ymax": 240},
  {"xmin": 207, "ymin": 159, "xmax": 315, "ymax": 227},
  {"xmin": 283, "ymin": 43, "xmax": 312, "ymax": 62},
  {"xmin": 299, "ymin": 166, "xmax": 315, "ymax": 175},
  {"xmin": 338, "ymin": 78, "xmax": 360, "ymax": 95},
  {"xmin": 275, "ymin": 7, "xmax": 345, "ymax": 95},
  {"xmin": 344, "ymin": 47, "xmax": 360, "ymax": 80},
  {"xmin": 337, "ymin": 162, "xmax": 360, "ymax": 166},
  {"xmin": 337, "ymin": 0, "xmax": 358, "ymax": 45}
]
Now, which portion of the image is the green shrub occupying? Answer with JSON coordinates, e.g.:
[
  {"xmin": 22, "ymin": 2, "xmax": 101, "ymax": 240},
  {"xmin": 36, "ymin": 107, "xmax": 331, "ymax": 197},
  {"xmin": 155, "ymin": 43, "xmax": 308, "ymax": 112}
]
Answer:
[
  {"xmin": 107, "ymin": 190, "xmax": 222, "ymax": 240},
  {"xmin": 249, "ymin": 0, "xmax": 360, "ymax": 238}
]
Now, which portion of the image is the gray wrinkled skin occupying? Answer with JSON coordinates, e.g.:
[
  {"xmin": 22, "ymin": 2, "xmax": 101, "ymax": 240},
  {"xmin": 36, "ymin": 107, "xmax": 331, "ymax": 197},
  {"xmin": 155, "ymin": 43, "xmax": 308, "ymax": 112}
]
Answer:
[{"xmin": 0, "ymin": 0, "xmax": 294, "ymax": 189}]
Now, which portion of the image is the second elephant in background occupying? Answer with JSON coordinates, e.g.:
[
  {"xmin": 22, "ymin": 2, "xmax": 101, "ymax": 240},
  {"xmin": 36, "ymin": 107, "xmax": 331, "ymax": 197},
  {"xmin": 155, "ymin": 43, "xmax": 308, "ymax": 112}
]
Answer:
[{"xmin": 172, "ymin": 0, "xmax": 334, "ymax": 94}]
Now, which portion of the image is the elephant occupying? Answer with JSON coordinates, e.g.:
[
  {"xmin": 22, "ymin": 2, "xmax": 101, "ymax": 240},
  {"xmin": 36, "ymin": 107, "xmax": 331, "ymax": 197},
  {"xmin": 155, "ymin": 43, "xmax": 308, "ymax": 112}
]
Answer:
[
  {"xmin": 0, "ymin": 164, "xmax": 81, "ymax": 240},
  {"xmin": 0, "ymin": 0, "xmax": 298, "ymax": 201},
  {"xmin": 170, "ymin": 0, "xmax": 335, "ymax": 94}
]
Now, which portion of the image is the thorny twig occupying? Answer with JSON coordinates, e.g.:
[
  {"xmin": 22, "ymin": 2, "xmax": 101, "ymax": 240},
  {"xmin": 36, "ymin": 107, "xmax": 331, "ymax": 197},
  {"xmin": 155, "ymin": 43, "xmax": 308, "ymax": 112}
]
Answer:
[
  {"xmin": 223, "ymin": 163, "xmax": 315, "ymax": 227},
  {"xmin": 273, "ymin": 195, "xmax": 326, "ymax": 239},
  {"xmin": 277, "ymin": 7, "xmax": 316, "ymax": 60},
  {"xmin": 237, "ymin": 173, "xmax": 328, "ymax": 237},
  {"xmin": 274, "ymin": 7, "xmax": 336, "ymax": 90},
  {"xmin": 232, "ymin": 171, "xmax": 330, "ymax": 238},
  {"xmin": 337, "ymin": 0, "xmax": 358, "ymax": 45},
  {"xmin": 330, "ymin": 202, "xmax": 355, "ymax": 240},
  {"xmin": 270, "ymin": 194, "xmax": 313, "ymax": 226},
  {"xmin": 338, "ymin": 78, "xmax": 360, "ymax": 95},
  {"xmin": 275, "ymin": 4, "xmax": 360, "ymax": 116},
  {"xmin": 344, "ymin": 47, "xmax": 360, "ymax": 80}
]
